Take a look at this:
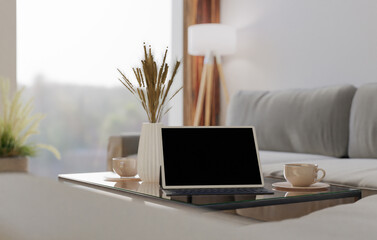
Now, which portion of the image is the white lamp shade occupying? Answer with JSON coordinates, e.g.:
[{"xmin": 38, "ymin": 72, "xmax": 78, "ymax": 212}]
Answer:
[{"xmin": 188, "ymin": 23, "xmax": 236, "ymax": 56}]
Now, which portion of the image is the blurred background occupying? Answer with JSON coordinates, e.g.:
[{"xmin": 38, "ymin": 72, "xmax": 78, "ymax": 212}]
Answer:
[{"xmin": 17, "ymin": 0, "xmax": 173, "ymax": 178}]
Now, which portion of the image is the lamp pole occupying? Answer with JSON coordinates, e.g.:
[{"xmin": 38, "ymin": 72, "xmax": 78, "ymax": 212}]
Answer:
[{"xmin": 188, "ymin": 24, "xmax": 236, "ymax": 126}]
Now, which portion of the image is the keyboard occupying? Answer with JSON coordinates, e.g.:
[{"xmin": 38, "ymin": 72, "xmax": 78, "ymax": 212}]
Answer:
[{"xmin": 163, "ymin": 187, "xmax": 274, "ymax": 196}]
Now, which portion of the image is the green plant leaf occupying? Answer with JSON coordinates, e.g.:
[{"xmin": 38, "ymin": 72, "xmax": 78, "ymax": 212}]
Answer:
[{"xmin": 0, "ymin": 78, "xmax": 60, "ymax": 159}]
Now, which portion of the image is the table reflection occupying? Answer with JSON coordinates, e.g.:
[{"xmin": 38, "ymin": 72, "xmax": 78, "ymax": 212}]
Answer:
[
  {"xmin": 284, "ymin": 189, "xmax": 328, "ymax": 197},
  {"xmin": 114, "ymin": 181, "xmax": 140, "ymax": 191}
]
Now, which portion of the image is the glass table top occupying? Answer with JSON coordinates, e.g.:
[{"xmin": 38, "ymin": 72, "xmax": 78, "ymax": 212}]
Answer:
[{"xmin": 58, "ymin": 172, "xmax": 361, "ymax": 210}]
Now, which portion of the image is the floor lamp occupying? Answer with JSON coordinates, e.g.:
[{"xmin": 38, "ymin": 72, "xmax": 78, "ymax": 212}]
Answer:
[{"xmin": 188, "ymin": 24, "xmax": 236, "ymax": 126}]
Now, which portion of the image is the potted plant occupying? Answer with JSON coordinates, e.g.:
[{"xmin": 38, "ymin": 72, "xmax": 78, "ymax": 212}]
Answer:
[
  {"xmin": 117, "ymin": 43, "xmax": 181, "ymax": 182},
  {"xmin": 0, "ymin": 79, "xmax": 60, "ymax": 172}
]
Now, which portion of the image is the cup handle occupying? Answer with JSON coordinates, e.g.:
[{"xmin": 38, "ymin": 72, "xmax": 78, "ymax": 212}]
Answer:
[{"xmin": 313, "ymin": 168, "xmax": 326, "ymax": 183}]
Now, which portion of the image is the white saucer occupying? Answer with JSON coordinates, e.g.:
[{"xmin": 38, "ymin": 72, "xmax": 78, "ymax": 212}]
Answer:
[
  {"xmin": 104, "ymin": 173, "xmax": 141, "ymax": 182},
  {"xmin": 272, "ymin": 181, "xmax": 330, "ymax": 191}
]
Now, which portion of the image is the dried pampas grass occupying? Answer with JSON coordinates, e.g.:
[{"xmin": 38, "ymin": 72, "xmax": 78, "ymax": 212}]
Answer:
[{"xmin": 118, "ymin": 43, "xmax": 182, "ymax": 123}]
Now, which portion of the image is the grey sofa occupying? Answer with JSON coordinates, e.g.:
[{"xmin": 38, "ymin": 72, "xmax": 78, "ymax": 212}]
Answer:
[
  {"xmin": 227, "ymin": 83, "xmax": 377, "ymax": 194},
  {"xmin": 108, "ymin": 83, "xmax": 377, "ymax": 195},
  {"xmin": 107, "ymin": 83, "xmax": 377, "ymax": 221}
]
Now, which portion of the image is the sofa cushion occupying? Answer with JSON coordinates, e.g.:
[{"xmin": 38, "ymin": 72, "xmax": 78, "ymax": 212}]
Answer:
[
  {"xmin": 348, "ymin": 83, "xmax": 377, "ymax": 158},
  {"xmin": 226, "ymin": 85, "xmax": 357, "ymax": 157},
  {"xmin": 259, "ymin": 150, "xmax": 336, "ymax": 165}
]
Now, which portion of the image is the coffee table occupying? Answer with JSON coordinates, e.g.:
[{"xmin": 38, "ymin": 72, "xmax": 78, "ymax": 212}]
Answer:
[{"xmin": 59, "ymin": 172, "xmax": 361, "ymax": 216}]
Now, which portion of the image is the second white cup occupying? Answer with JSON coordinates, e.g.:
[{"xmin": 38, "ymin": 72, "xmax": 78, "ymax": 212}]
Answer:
[
  {"xmin": 112, "ymin": 157, "xmax": 137, "ymax": 177},
  {"xmin": 284, "ymin": 163, "xmax": 326, "ymax": 187}
]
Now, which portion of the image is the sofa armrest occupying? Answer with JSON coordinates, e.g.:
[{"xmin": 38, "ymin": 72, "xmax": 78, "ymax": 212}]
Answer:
[{"xmin": 107, "ymin": 133, "xmax": 140, "ymax": 171}]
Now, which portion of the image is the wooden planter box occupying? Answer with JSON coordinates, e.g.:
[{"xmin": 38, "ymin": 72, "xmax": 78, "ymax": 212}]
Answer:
[{"xmin": 0, "ymin": 157, "xmax": 28, "ymax": 172}]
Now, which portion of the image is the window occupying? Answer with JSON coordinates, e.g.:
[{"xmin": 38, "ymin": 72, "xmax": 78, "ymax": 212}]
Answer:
[{"xmin": 17, "ymin": 0, "xmax": 179, "ymax": 178}]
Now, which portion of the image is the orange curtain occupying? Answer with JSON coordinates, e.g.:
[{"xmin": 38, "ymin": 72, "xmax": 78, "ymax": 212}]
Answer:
[{"xmin": 183, "ymin": 0, "xmax": 220, "ymax": 126}]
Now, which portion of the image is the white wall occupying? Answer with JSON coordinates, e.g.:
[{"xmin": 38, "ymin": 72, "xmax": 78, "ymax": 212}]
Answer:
[
  {"xmin": 220, "ymin": 0, "xmax": 377, "ymax": 123},
  {"xmin": 168, "ymin": 0, "xmax": 184, "ymax": 126},
  {"xmin": 0, "ymin": 0, "xmax": 16, "ymax": 92}
]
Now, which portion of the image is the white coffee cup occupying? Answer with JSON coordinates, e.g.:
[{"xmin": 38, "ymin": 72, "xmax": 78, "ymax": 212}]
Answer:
[
  {"xmin": 284, "ymin": 163, "xmax": 326, "ymax": 187},
  {"xmin": 112, "ymin": 157, "xmax": 137, "ymax": 177}
]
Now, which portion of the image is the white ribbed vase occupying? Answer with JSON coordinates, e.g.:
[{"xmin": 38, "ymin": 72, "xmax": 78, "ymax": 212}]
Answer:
[{"xmin": 137, "ymin": 123, "xmax": 163, "ymax": 182}]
